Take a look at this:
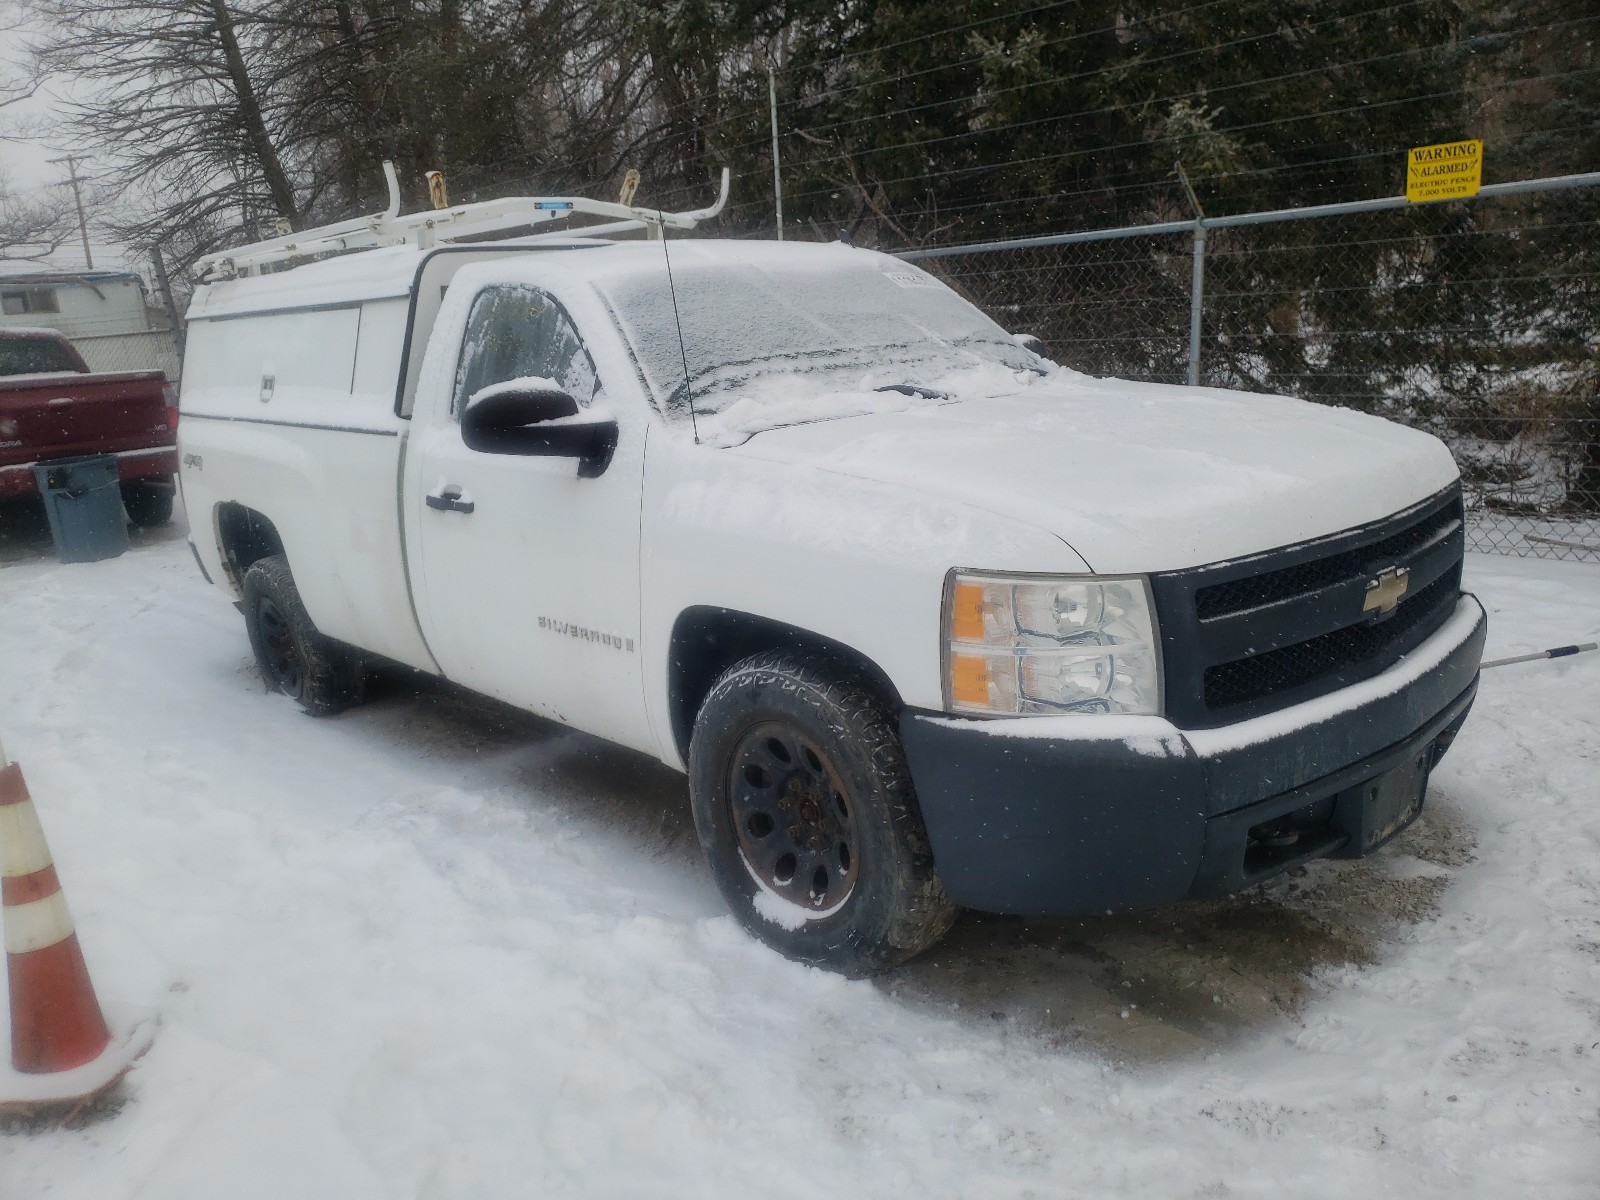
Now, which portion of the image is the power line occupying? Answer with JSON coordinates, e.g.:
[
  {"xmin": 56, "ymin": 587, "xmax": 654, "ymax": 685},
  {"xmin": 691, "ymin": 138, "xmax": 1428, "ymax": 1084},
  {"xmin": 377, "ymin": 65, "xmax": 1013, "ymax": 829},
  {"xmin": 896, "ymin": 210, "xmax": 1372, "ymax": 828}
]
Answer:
[
  {"xmin": 770, "ymin": 62, "xmax": 1600, "ymax": 212},
  {"xmin": 819, "ymin": 118, "xmax": 1596, "ymax": 231},
  {"xmin": 670, "ymin": 0, "xmax": 1265, "ymax": 166},
  {"xmin": 477, "ymin": 8, "xmax": 1590, "ymax": 252},
  {"xmin": 783, "ymin": 0, "xmax": 1243, "ymax": 114},
  {"xmin": 775, "ymin": 16, "xmax": 1600, "ymax": 178},
  {"xmin": 791, "ymin": 0, "xmax": 1440, "ymax": 142},
  {"xmin": 816, "ymin": 0, "xmax": 1085, "ymax": 69}
]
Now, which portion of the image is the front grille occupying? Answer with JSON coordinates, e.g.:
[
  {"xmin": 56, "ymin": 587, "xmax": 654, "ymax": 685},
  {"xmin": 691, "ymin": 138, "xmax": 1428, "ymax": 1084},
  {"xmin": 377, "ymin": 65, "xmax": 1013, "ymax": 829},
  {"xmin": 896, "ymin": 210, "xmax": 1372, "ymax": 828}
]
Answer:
[
  {"xmin": 1202, "ymin": 569, "xmax": 1458, "ymax": 710},
  {"xmin": 1149, "ymin": 486, "xmax": 1465, "ymax": 729},
  {"xmin": 1194, "ymin": 500, "xmax": 1461, "ymax": 620}
]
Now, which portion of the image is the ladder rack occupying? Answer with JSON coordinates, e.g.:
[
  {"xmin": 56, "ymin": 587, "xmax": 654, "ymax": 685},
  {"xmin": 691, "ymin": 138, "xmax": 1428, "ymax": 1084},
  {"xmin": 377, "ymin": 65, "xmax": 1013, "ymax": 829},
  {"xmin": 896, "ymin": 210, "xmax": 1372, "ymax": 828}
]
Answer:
[{"xmin": 192, "ymin": 164, "xmax": 730, "ymax": 282}]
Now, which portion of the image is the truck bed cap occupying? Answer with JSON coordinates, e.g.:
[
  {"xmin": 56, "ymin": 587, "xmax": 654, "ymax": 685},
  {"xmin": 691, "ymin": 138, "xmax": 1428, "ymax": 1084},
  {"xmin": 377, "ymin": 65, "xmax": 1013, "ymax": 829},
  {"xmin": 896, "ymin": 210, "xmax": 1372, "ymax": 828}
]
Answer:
[{"xmin": 188, "ymin": 237, "xmax": 617, "ymax": 321}]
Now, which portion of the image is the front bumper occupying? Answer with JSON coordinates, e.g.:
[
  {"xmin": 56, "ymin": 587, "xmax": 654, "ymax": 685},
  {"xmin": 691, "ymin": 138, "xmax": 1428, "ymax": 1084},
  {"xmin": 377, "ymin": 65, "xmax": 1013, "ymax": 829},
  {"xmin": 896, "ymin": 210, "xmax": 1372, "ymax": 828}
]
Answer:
[{"xmin": 899, "ymin": 594, "xmax": 1487, "ymax": 915}]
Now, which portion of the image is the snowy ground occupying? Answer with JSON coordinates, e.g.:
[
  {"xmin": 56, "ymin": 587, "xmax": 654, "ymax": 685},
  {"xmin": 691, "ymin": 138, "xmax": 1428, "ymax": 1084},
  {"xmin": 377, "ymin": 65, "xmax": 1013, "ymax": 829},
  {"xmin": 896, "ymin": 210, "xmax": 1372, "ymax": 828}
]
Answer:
[{"xmin": 1, "ymin": 507, "xmax": 1597, "ymax": 1198}]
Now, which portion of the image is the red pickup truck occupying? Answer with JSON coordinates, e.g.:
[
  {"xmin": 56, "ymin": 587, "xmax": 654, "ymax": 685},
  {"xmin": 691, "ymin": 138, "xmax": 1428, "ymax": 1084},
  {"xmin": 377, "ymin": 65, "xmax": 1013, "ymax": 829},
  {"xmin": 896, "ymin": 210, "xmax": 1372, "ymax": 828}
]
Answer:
[{"xmin": 0, "ymin": 327, "xmax": 178, "ymax": 526}]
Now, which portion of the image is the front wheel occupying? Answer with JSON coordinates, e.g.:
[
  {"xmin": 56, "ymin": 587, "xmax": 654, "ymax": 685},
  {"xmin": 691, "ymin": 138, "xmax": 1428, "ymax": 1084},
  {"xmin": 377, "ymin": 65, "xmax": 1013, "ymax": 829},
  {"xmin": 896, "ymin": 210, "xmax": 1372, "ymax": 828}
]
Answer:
[
  {"xmin": 241, "ymin": 554, "xmax": 365, "ymax": 715},
  {"xmin": 689, "ymin": 652, "xmax": 956, "ymax": 975}
]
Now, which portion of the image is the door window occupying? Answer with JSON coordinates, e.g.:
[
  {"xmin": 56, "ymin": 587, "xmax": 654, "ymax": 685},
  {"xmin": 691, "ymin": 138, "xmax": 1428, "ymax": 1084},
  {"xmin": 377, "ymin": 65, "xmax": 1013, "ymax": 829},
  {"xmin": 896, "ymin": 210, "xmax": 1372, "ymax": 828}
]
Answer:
[{"xmin": 453, "ymin": 286, "xmax": 598, "ymax": 415}]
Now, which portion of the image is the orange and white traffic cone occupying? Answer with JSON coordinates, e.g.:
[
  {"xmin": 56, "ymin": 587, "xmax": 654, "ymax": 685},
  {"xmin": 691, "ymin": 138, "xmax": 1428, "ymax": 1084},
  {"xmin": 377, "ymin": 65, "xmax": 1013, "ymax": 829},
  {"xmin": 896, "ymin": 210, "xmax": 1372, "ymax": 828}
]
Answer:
[{"xmin": 1, "ymin": 745, "xmax": 149, "ymax": 1111}]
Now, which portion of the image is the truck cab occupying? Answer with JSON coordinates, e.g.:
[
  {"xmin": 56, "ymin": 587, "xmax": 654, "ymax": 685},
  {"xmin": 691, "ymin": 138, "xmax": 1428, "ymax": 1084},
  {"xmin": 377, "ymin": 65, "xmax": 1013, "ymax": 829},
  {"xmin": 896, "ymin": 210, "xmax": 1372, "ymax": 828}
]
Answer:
[{"xmin": 178, "ymin": 181, "xmax": 1485, "ymax": 974}]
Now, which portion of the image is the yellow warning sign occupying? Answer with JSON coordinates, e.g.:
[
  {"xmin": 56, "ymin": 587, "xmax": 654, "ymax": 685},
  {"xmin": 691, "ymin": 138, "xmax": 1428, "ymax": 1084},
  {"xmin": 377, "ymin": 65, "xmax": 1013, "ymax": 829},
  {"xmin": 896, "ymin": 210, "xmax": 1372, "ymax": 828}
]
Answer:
[{"xmin": 1406, "ymin": 139, "xmax": 1483, "ymax": 203}]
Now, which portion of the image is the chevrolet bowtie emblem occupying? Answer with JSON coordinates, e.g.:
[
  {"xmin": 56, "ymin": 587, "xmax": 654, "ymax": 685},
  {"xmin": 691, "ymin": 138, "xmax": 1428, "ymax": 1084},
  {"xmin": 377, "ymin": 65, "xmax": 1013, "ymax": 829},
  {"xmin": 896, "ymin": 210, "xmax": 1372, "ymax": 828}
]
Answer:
[{"xmin": 1363, "ymin": 565, "xmax": 1411, "ymax": 616}]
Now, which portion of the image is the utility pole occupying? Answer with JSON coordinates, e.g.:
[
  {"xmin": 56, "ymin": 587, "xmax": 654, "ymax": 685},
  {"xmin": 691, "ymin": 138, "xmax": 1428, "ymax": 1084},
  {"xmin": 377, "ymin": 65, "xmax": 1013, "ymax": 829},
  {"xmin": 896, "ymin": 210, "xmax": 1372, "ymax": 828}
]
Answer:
[
  {"xmin": 149, "ymin": 243, "xmax": 183, "ymax": 352},
  {"xmin": 49, "ymin": 155, "xmax": 94, "ymax": 269},
  {"xmin": 768, "ymin": 67, "xmax": 783, "ymax": 241}
]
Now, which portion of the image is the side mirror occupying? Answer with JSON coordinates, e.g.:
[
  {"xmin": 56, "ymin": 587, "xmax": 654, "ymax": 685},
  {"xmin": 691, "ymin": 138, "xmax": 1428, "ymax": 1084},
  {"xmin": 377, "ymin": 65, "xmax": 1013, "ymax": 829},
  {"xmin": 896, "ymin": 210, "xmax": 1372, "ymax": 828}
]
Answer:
[
  {"xmin": 460, "ymin": 384, "xmax": 618, "ymax": 478},
  {"xmin": 1012, "ymin": 332, "xmax": 1048, "ymax": 358}
]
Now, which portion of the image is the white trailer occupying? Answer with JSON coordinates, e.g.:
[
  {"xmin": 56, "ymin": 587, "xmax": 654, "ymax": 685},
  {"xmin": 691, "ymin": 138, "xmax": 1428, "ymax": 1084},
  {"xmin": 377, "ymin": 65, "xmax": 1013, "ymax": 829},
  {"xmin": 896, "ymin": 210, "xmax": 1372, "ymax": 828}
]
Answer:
[{"xmin": 0, "ymin": 267, "xmax": 180, "ymax": 378}]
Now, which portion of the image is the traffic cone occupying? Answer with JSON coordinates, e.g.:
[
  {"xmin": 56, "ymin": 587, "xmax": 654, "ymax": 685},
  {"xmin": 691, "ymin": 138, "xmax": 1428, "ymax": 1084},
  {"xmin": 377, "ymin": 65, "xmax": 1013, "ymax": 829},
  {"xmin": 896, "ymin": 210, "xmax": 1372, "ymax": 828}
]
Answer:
[{"xmin": 1, "ymin": 758, "xmax": 147, "ymax": 1110}]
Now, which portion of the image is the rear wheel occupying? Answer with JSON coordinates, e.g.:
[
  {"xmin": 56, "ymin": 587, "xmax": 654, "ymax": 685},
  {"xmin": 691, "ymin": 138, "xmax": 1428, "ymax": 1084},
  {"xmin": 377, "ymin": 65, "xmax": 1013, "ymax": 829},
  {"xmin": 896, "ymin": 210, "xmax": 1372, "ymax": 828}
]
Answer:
[
  {"xmin": 241, "ymin": 554, "xmax": 365, "ymax": 715},
  {"xmin": 689, "ymin": 652, "xmax": 956, "ymax": 975},
  {"xmin": 121, "ymin": 477, "xmax": 175, "ymax": 527}
]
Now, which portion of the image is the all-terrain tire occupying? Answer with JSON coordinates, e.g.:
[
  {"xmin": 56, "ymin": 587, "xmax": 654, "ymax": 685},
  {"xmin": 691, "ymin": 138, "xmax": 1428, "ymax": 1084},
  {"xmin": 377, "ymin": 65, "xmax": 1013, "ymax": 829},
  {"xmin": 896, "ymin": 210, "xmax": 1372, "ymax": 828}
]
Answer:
[
  {"xmin": 121, "ymin": 477, "xmax": 175, "ymax": 527},
  {"xmin": 241, "ymin": 554, "xmax": 366, "ymax": 715},
  {"xmin": 689, "ymin": 651, "xmax": 957, "ymax": 975}
]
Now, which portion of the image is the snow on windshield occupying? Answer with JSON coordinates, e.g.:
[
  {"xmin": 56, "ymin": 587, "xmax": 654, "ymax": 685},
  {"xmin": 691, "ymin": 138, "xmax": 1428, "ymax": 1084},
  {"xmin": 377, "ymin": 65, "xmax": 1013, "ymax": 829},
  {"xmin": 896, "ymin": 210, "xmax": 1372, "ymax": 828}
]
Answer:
[{"xmin": 592, "ymin": 245, "xmax": 1044, "ymax": 434}]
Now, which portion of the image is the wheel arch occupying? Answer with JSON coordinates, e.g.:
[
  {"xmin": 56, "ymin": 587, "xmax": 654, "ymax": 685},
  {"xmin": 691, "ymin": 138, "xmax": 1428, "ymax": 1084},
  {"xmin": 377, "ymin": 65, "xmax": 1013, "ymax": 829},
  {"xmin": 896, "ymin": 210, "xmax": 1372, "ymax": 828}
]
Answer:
[
  {"xmin": 213, "ymin": 501, "xmax": 286, "ymax": 594},
  {"xmin": 666, "ymin": 606, "xmax": 904, "ymax": 766}
]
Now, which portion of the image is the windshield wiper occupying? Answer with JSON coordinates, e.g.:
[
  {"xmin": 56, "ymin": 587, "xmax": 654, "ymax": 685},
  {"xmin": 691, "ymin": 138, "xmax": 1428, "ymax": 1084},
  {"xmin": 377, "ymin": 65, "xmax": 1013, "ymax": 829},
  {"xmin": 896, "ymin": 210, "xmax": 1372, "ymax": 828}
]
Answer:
[{"xmin": 874, "ymin": 383, "xmax": 948, "ymax": 399}]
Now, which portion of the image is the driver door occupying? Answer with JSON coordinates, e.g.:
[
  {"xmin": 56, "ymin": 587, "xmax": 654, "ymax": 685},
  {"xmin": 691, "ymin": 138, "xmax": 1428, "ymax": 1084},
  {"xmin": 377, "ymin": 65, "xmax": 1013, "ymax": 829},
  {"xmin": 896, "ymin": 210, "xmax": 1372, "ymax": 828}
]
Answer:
[{"xmin": 404, "ymin": 283, "xmax": 652, "ymax": 752}]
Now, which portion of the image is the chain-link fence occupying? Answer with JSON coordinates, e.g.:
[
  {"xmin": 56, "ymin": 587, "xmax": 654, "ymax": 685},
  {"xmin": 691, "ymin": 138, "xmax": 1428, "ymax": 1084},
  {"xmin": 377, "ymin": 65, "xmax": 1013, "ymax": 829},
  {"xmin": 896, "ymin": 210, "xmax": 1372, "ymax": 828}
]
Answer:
[
  {"xmin": 905, "ymin": 174, "xmax": 1600, "ymax": 561},
  {"xmin": 71, "ymin": 329, "xmax": 182, "ymax": 380}
]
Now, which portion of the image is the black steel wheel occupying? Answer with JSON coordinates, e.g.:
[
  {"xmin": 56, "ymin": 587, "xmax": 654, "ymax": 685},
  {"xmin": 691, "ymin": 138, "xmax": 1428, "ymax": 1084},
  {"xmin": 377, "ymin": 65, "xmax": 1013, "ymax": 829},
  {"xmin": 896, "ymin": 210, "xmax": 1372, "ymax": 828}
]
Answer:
[
  {"xmin": 689, "ymin": 652, "xmax": 956, "ymax": 974},
  {"xmin": 252, "ymin": 592, "xmax": 306, "ymax": 698},
  {"xmin": 241, "ymin": 554, "xmax": 365, "ymax": 715},
  {"xmin": 729, "ymin": 722, "xmax": 860, "ymax": 916}
]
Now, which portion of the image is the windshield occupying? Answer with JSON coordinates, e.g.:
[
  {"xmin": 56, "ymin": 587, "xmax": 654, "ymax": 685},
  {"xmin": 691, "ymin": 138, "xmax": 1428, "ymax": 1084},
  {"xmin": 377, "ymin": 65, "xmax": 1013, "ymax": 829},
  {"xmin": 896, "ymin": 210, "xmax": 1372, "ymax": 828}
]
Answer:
[{"xmin": 592, "ymin": 248, "xmax": 1042, "ymax": 432}]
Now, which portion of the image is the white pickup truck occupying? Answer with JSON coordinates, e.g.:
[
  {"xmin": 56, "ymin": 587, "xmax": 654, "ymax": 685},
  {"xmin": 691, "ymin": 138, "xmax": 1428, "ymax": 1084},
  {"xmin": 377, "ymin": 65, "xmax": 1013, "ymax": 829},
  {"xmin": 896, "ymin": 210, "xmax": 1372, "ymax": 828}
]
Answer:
[{"xmin": 178, "ymin": 186, "xmax": 1485, "ymax": 974}]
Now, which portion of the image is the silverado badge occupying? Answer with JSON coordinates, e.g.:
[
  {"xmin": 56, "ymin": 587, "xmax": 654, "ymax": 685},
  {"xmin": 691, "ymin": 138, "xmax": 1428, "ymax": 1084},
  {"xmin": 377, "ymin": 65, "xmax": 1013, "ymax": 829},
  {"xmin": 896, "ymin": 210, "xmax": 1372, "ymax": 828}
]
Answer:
[{"xmin": 1362, "ymin": 565, "xmax": 1411, "ymax": 616}]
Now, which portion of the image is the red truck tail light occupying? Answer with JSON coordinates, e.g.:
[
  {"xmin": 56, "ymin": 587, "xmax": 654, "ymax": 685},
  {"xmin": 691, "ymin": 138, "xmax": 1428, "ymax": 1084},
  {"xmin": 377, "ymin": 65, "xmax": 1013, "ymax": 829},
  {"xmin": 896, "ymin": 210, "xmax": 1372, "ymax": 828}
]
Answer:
[{"xmin": 163, "ymin": 380, "xmax": 180, "ymax": 437}]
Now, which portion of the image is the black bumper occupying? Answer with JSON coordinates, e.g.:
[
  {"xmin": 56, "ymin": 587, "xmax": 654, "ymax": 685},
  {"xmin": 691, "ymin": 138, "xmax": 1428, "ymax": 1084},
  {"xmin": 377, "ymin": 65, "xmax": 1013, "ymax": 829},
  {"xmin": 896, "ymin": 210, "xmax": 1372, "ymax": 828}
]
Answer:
[{"xmin": 899, "ymin": 595, "xmax": 1487, "ymax": 915}]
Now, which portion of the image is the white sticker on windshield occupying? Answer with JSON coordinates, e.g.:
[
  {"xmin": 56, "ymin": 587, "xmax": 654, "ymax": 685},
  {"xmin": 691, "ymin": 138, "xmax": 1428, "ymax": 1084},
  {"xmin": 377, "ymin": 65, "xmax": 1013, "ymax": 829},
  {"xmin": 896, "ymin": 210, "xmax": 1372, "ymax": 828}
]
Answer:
[{"xmin": 883, "ymin": 270, "xmax": 939, "ymax": 289}]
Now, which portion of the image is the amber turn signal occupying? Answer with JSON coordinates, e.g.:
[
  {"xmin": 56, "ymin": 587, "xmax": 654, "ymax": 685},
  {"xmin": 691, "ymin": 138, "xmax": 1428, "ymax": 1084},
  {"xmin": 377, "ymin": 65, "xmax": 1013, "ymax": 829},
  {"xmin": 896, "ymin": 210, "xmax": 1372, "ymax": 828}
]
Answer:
[
  {"xmin": 950, "ymin": 580, "xmax": 987, "ymax": 642},
  {"xmin": 949, "ymin": 653, "xmax": 991, "ymax": 707}
]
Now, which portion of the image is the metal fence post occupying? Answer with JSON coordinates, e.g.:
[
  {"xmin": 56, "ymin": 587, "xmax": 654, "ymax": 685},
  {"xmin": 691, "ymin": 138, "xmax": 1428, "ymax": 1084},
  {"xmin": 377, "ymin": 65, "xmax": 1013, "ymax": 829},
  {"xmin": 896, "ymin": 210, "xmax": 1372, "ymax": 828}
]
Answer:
[
  {"xmin": 1188, "ymin": 219, "xmax": 1206, "ymax": 387},
  {"xmin": 768, "ymin": 67, "xmax": 783, "ymax": 241}
]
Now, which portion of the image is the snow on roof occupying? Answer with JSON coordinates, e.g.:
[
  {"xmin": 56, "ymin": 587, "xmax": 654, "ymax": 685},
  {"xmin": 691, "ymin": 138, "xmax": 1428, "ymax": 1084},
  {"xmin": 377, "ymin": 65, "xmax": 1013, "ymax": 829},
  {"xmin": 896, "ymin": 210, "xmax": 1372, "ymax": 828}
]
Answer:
[
  {"xmin": 186, "ymin": 243, "xmax": 426, "ymax": 319},
  {"xmin": 524, "ymin": 237, "xmax": 878, "ymax": 284},
  {"xmin": 426, "ymin": 238, "xmax": 892, "ymax": 305},
  {"xmin": 0, "ymin": 265, "xmax": 143, "ymax": 286},
  {"xmin": 185, "ymin": 236, "xmax": 620, "ymax": 320},
  {"xmin": 0, "ymin": 326, "xmax": 73, "ymax": 339}
]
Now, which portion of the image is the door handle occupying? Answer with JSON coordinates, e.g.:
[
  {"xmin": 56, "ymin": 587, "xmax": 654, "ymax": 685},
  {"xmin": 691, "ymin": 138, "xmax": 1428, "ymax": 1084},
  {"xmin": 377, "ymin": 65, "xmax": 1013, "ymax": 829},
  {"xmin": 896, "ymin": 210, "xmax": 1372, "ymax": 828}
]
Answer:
[{"xmin": 425, "ymin": 487, "xmax": 475, "ymax": 514}]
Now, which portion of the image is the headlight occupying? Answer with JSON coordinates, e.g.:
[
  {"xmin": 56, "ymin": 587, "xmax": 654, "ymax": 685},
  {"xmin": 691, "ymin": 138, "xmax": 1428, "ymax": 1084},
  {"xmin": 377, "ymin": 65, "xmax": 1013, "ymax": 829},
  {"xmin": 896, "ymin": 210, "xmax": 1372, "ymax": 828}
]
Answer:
[{"xmin": 943, "ymin": 571, "xmax": 1162, "ymax": 716}]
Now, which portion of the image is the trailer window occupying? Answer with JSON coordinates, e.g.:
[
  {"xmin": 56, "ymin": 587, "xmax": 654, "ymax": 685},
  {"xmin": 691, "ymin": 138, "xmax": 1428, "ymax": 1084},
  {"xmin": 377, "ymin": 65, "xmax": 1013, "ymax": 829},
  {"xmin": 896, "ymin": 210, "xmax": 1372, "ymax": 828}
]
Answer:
[{"xmin": 1, "ymin": 287, "xmax": 60, "ymax": 315}]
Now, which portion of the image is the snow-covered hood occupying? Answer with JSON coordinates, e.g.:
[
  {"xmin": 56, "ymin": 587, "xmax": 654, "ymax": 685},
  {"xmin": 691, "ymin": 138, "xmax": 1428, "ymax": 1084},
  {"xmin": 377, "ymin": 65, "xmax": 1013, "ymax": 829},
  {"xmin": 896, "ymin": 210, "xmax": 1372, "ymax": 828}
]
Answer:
[{"xmin": 720, "ymin": 375, "xmax": 1461, "ymax": 574}]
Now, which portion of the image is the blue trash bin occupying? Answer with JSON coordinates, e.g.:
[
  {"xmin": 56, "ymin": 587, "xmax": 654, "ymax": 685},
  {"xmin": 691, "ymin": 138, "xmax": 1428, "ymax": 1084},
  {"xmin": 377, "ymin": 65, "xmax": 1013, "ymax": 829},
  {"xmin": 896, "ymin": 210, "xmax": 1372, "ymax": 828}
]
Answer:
[{"xmin": 31, "ymin": 455, "xmax": 130, "ymax": 564}]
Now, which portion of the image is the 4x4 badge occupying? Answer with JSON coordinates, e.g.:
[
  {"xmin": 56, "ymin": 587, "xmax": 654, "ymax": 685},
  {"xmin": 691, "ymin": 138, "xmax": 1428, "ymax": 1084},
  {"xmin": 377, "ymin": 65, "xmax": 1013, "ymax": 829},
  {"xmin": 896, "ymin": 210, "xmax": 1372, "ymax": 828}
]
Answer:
[{"xmin": 1363, "ymin": 565, "xmax": 1411, "ymax": 616}]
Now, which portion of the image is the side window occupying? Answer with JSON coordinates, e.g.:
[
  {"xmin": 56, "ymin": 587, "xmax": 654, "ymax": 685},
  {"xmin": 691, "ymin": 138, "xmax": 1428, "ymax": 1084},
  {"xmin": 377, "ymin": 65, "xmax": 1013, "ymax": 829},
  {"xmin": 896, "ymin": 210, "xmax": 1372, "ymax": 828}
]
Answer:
[{"xmin": 453, "ymin": 286, "xmax": 599, "ymax": 416}]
